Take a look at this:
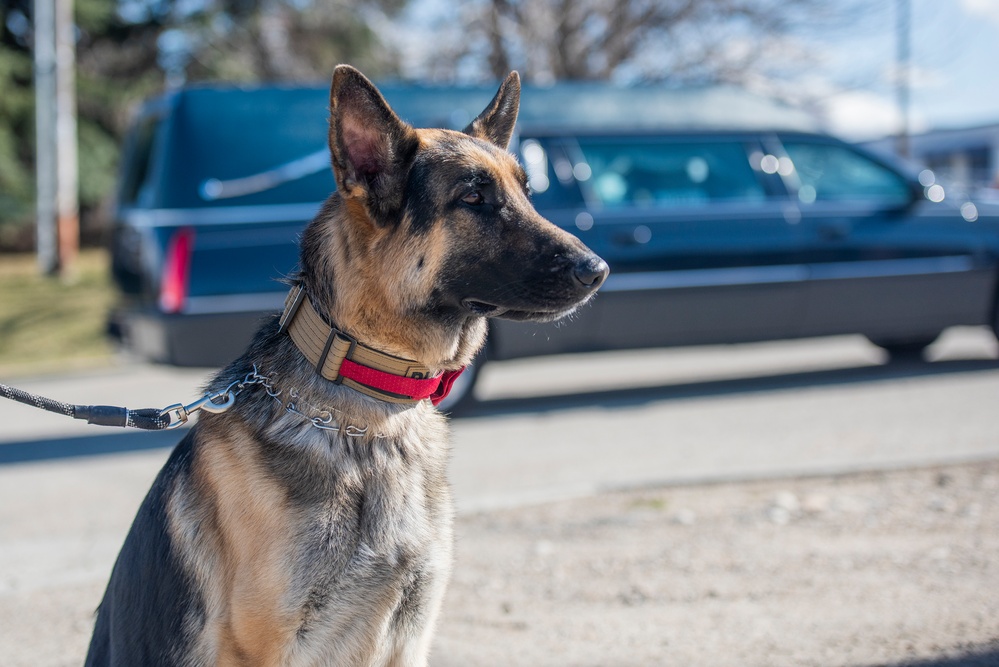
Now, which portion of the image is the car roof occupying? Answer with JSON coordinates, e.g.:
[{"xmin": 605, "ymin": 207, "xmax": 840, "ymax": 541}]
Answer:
[
  {"xmin": 130, "ymin": 82, "xmax": 820, "ymax": 209},
  {"xmin": 143, "ymin": 80, "xmax": 819, "ymax": 133}
]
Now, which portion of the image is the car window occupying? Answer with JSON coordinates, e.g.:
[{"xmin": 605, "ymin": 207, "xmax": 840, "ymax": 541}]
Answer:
[
  {"xmin": 781, "ymin": 141, "xmax": 911, "ymax": 206},
  {"xmin": 119, "ymin": 116, "xmax": 161, "ymax": 207},
  {"xmin": 519, "ymin": 138, "xmax": 583, "ymax": 210},
  {"xmin": 570, "ymin": 139, "xmax": 766, "ymax": 209}
]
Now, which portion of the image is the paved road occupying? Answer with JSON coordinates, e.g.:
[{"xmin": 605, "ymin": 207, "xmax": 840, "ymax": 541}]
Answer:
[
  {"xmin": 1, "ymin": 328, "xmax": 997, "ymax": 665},
  {"xmin": 2, "ymin": 327, "xmax": 998, "ymax": 512},
  {"xmin": 452, "ymin": 327, "xmax": 999, "ymax": 511}
]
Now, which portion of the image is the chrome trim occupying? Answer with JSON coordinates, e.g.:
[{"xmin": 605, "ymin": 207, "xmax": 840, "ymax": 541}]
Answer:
[
  {"xmin": 200, "ymin": 149, "xmax": 329, "ymax": 201},
  {"xmin": 123, "ymin": 202, "xmax": 323, "ymax": 228},
  {"xmin": 602, "ymin": 265, "xmax": 808, "ymax": 292},
  {"xmin": 601, "ymin": 255, "xmax": 978, "ymax": 293},
  {"xmin": 182, "ymin": 292, "xmax": 286, "ymax": 315},
  {"xmin": 807, "ymin": 255, "xmax": 975, "ymax": 280},
  {"xmin": 177, "ymin": 256, "xmax": 980, "ymax": 313}
]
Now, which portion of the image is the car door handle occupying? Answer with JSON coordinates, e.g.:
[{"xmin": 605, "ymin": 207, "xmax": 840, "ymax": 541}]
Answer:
[{"xmin": 818, "ymin": 220, "xmax": 851, "ymax": 241}]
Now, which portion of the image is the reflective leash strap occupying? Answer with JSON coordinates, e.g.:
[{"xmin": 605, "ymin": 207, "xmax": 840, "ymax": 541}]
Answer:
[
  {"xmin": 2, "ymin": 361, "xmax": 417, "ymax": 433},
  {"xmin": 0, "ymin": 381, "xmax": 171, "ymax": 431}
]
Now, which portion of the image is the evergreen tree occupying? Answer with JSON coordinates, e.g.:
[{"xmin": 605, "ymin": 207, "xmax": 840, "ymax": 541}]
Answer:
[{"xmin": 0, "ymin": 0, "xmax": 403, "ymax": 250}]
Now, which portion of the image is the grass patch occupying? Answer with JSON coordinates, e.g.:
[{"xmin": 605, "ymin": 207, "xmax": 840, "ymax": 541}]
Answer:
[
  {"xmin": 628, "ymin": 496, "xmax": 668, "ymax": 512},
  {"xmin": 0, "ymin": 249, "xmax": 116, "ymax": 377}
]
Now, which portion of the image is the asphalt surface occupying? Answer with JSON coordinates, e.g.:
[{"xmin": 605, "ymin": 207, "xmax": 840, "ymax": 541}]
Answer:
[
  {"xmin": 3, "ymin": 327, "xmax": 998, "ymax": 511},
  {"xmin": 1, "ymin": 327, "xmax": 997, "ymax": 665}
]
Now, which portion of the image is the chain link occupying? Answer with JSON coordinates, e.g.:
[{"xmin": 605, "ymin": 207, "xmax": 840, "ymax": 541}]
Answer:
[
  {"xmin": 159, "ymin": 365, "xmax": 385, "ymax": 438},
  {"xmin": 242, "ymin": 366, "xmax": 385, "ymax": 438}
]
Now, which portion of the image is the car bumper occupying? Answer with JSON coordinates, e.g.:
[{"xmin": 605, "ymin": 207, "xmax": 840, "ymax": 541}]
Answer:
[{"xmin": 115, "ymin": 308, "xmax": 276, "ymax": 367}]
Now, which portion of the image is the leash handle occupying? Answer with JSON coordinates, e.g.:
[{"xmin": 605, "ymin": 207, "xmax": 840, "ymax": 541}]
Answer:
[
  {"xmin": 1, "ymin": 381, "xmax": 171, "ymax": 431},
  {"xmin": 74, "ymin": 405, "xmax": 171, "ymax": 430}
]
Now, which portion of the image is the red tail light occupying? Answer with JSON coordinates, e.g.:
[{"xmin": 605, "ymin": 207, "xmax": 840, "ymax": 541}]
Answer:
[{"xmin": 159, "ymin": 227, "xmax": 195, "ymax": 314}]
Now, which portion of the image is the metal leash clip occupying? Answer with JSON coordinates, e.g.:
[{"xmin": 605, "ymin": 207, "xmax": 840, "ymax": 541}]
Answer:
[{"xmin": 160, "ymin": 381, "xmax": 240, "ymax": 429}]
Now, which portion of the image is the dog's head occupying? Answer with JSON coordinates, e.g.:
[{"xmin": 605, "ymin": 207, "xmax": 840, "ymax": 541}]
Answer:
[{"xmin": 306, "ymin": 65, "xmax": 608, "ymax": 366}]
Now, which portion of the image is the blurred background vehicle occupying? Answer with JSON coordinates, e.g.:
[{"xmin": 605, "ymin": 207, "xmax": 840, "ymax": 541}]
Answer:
[{"xmin": 108, "ymin": 82, "xmax": 999, "ymax": 410}]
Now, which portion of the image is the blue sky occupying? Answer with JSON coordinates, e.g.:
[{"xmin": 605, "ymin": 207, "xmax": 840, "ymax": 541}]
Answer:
[
  {"xmin": 820, "ymin": 0, "xmax": 999, "ymax": 139},
  {"xmin": 394, "ymin": 0, "xmax": 999, "ymax": 141}
]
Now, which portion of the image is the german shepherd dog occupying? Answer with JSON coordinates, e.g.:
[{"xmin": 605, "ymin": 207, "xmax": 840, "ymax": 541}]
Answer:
[{"xmin": 85, "ymin": 66, "xmax": 607, "ymax": 666}]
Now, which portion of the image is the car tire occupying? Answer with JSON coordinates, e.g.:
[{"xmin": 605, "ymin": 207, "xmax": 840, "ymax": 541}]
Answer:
[
  {"xmin": 869, "ymin": 336, "xmax": 938, "ymax": 362},
  {"xmin": 435, "ymin": 357, "xmax": 481, "ymax": 415}
]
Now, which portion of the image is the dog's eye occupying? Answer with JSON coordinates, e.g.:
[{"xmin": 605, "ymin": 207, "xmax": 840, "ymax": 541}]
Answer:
[{"xmin": 462, "ymin": 191, "xmax": 485, "ymax": 206}]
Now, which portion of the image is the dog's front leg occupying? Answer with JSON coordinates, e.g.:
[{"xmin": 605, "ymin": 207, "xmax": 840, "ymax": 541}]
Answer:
[{"xmin": 381, "ymin": 548, "xmax": 453, "ymax": 667}]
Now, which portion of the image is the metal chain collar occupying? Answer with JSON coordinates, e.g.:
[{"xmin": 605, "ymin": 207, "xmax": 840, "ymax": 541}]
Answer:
[{"xmin": 161, "ymin": 365, "xmax": 387, "ymax": 438}]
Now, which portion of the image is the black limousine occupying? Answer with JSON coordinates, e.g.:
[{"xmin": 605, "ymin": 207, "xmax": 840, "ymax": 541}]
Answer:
[{"xmin": 109, "ymin": 82, "xmax": 999, "ymax": 410}]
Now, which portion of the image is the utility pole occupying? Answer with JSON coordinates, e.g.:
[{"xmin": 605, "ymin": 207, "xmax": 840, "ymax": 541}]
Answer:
[
  {"xmin": 55, "ymin": 0, "xmax": 79, "ymax": 275},
  {"xmin": 33, "ymin": 0, "xmax": 78, "ymax": 277},
  {"xmin": 34, "ymin": 0, "xmax": 57, "ymax": 274},
  {"xmin": 895, "ymin": 0, "xmax": 911, "ymax": 158}
]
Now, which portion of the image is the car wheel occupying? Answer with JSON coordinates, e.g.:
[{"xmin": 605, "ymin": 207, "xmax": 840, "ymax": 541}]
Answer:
[
  {"xmin": 869, "ymin": 336, "xmax": 938, "ymax": 362},
  {"xmin": 435, "ymin": 357, "xmax": 481, "ymax": 415}
]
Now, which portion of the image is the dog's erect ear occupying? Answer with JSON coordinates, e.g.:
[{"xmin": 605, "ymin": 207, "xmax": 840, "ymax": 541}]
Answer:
[
  {"xmin": 329, "ymin": 65, "xmax": 418, "ymax": 225},
  {"xmin": 464, "ymin": 71, "xmax": 521, "ymax": 149}
]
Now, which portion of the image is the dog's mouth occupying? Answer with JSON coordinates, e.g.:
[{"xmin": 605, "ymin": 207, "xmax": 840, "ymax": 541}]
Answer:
[
  {"xmin": 461, "ymin": 299, "xmax": 508, "ymax": 317},
  {"xmin": 460, "ymin": 297, "xmax": 587, "ymax": 323},
  {"xmin": 457, "ymin": 253, "xmax": 607, "ymax": 322}
]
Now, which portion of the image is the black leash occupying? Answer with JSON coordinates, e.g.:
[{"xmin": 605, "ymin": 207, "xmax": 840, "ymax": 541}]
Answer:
[{"xmin": 1, "ymin": 381, "xmax": 171, "ymax": 430}]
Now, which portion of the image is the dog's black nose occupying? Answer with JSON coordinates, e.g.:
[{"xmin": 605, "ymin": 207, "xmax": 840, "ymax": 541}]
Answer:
[{"xmin": 573, "ymin": 255, "xmax": 609, "ymax": 289}]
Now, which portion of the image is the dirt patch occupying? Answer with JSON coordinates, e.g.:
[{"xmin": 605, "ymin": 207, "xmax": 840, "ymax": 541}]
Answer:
[
  {"xmin": 2, "ymin": 460, "xmax": 997, "ymax": 666},
  {"xmin": 434, "ymin": 460, "xmax": 999, "ymax": 667}
]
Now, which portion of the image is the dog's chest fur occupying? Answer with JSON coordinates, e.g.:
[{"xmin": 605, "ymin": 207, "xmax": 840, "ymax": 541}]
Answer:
[{"xmin": 167, "ymin": 399, "xmax": 453, "ymax": 667}]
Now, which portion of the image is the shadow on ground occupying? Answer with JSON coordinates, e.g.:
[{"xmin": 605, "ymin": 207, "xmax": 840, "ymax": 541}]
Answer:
[
  {"xmin": 870, "ymin": 646, "xmax": 999, "ymax": 667},
  {"xmin": 0, "ymin": 428, "xmax": 185, "ymax": 465},
  {"xmin": 455, "ymin": 356, "xmax": 999, "ymax": 420},
  {"xmin": 3, "ymin": 356, "xmax": 997, "ymax": 466}
]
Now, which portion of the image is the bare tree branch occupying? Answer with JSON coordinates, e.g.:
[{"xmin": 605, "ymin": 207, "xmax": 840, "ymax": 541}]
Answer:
[{"xmin": 409, "ymin": 0, "xmax": 869, "ymax": 93}]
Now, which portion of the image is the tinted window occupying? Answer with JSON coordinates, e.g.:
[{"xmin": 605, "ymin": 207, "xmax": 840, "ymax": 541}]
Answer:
[
  {"xmin": 119, "ymin": 116, "xmax": 160, "ymax": 207},
  {"xmin": 781, "ymin": 141, "xmax": 910, "ymax": 205},
  {"xmin": 159, "ymin": 88, "xmax": 335, "ymax": 208},
  {"xmin": 519, "ymin": 138, "xmax": 583, "ymax": 209},
  {"xmin": 572, "ymin": 139, "xmax": 766, "ymax": 208}
]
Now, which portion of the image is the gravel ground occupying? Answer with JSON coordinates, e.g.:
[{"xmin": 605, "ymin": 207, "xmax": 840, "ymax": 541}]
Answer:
[
  {"xmin": 2, "ymin": 460, "xmax": 998, "ymax": 666},
  {"xmin": 433, "ymin": 460, "xmax": 999, "ymax": 667}
]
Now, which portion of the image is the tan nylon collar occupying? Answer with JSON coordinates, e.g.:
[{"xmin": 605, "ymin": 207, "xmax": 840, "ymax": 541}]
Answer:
[{"xmin": 277, "ymin": 285, "xmax": 437, "ymax": 404}]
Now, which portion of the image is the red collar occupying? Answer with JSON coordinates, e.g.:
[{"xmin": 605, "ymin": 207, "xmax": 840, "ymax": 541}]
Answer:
[{"xmin": 277, "ymin": 285, "xmax": 464, "ymax": 406}]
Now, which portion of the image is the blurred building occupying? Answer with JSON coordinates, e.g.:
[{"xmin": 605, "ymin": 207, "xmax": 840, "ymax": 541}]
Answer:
[{"xmin": 863, "ymin": 123, "xmax": 999, "ymax": 192}]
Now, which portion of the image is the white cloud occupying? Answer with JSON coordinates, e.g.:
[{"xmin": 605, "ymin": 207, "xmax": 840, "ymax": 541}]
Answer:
[
  {"xmin": 820, "ymin": 90, "xmax": 929, "ymax": 141},
  {"xmin": 961, "ymin": 0, "xmax": 999, "ymax": 26}
]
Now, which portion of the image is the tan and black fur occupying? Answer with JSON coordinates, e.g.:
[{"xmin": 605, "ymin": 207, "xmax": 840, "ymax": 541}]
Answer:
[{"xmin": 85, "ymin": 66, "xmax": 607, "ymax": 667}]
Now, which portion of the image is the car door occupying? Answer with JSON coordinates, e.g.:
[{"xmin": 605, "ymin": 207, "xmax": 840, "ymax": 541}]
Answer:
[
  {"xmin": 549, "ymin": 133, "xmax": 809, "ymax": 350},
  {"xmin": 774, "ymin": 134, "xmax": 997, "ymax": 343}
]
